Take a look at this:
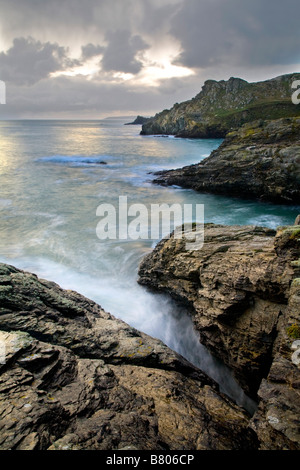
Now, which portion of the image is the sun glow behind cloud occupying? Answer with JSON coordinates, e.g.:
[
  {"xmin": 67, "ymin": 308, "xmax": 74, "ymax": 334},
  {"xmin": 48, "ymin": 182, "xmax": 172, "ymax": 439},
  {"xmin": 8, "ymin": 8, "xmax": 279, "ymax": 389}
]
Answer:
[
  {"xmin": 137, "ymin": 60, "xmax": 194, "ymax": 86},
  {"xmin": 49, "ymin": 48, "xmax": 194, "ymax": 87}
]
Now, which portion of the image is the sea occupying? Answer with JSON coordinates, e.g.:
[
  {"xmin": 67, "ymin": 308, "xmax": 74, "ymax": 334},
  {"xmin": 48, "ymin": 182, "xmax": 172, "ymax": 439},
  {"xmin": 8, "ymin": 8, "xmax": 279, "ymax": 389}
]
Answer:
[{"xmin": 0, "ymin": 118, "xmax": 299, "ymax": 414}]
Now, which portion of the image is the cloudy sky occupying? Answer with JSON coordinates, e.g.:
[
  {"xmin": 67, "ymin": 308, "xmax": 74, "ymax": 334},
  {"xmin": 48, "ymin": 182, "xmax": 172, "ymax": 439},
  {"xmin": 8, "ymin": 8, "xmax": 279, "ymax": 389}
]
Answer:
[{"xmin": 0, "ymin": 0, "xmax": 300, "ymax": 119}]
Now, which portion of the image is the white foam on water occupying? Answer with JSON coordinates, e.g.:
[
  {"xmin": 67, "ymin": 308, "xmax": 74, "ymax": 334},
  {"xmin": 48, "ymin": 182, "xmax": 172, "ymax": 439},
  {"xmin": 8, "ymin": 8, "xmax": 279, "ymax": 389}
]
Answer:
[{"xmin": 247, "ymin": 214, "xmax": 291, "ymax": 229}]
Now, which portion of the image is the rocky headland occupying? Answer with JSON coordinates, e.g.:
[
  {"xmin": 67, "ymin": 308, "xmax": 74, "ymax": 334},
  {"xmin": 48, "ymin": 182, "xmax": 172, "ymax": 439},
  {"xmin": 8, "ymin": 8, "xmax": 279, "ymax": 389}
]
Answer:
[
  {"xmin": 0, "ymin": 262, "xmax": 258, "ymax": 451},
  {"xmin": 141, "ymin": 74, "xmax": 300, "ymax": 138},
  {"xmin": 138, "ymin": 220, "xmax": 300, "ymax": 449},
  {"xmin": 152, "ymin": 117, "xmax": 300, "ymax": 204}
]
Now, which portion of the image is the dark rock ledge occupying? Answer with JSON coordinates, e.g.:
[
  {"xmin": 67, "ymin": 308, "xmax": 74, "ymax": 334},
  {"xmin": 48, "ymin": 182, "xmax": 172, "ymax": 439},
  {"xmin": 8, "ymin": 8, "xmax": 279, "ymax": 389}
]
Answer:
[
  {"xmin": 0, "ymin": 262, "xmax": 257, "ymax": 451},
  {"xmin": 138, "ymin": 220, "xmax": 300, "ymax": 450}
]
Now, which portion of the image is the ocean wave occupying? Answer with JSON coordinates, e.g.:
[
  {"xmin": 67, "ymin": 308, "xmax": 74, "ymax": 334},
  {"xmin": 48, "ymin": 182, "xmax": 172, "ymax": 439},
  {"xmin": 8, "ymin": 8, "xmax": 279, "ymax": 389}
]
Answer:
[
  {"xmin": 153, "ymin": 134, "xmax": 175, "ymax": 139},
  {"xmin": 37, "ymin": 155, "xmax": 111, "ymax": 166}
]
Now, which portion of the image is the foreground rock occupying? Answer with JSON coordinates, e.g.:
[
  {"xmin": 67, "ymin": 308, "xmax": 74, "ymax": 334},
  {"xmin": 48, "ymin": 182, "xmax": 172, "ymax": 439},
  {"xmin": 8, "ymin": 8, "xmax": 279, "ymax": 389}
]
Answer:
[
  {"xmin": 0, "ymin": 263, "xmax": 257, "ymax": 450},
  {"xmin": 153, "ymin": 117, "xmax": 300, "ymax": 204},
  {"xmin": 141, "ymin": 74, "xmax": 300, "ymax": 138},
  {"xmin": 138, "ymin": 222, "xmax": 300, "ymax": 449}
]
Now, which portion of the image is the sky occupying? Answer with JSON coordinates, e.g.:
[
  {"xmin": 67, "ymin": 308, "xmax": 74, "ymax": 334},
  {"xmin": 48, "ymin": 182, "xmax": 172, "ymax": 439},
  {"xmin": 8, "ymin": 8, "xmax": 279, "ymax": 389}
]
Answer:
[{"xmin": 0, "ymin": 0, "xmax": 300, "ymax": 119}]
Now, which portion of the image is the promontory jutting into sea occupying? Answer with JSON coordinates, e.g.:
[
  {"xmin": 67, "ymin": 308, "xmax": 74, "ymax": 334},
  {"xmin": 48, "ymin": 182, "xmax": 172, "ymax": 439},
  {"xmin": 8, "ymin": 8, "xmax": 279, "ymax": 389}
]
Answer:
[{"xmin": 0, "ymin": 73, "xmax": 299, "ymax": 451}]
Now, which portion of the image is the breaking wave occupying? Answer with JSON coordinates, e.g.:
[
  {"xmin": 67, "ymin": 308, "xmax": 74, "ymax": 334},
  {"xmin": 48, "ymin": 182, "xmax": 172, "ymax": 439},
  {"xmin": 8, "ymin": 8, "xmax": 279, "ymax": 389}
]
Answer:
[{"xmin": 37, "ymin": 155, "xmax": 112, "ymax": 166}]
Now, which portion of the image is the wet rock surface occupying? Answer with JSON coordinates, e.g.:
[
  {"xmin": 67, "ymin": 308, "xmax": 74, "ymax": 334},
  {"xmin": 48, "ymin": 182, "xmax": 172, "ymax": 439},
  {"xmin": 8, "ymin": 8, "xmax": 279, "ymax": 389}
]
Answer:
[
  {"xmin": 141, "ymin": 74, "xmax": 300, "ymax": 139},
  {"xmin": 0, "ymin": 263, "xmax": 257, "ymax": 450}
]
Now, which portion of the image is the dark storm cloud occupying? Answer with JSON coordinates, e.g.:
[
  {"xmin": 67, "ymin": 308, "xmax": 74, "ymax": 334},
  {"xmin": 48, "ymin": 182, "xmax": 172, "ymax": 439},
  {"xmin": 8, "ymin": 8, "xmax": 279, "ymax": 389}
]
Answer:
[
  {"xmin": 81, "ymin": 44, "xmax": 104, "ymax": 60},
  {"xmin": 137, "ymin": 0, "xmax": 182, "ymax": 35},
  {"xmin": 101, "ymin": 30, "xmax": 149, "ymax": 74},
  {"xmin": 170, "ymin": 0, "xmax": 300, "ymax": 68},
  {"xmin": 1, "ymin": 0, "xmax": 299, "ymax": 71},
  {"xmin": 0, "ymin": 37, "xmax": 78, "ymax": 85}
]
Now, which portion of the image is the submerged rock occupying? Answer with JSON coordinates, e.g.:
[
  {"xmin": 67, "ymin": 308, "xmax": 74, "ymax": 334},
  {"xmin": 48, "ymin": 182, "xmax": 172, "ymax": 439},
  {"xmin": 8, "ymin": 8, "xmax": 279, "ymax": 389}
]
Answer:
[
  {"xmin": 153, "ymin": 117, "xmax": 300, "ymax": 204},
  {"xmin": 125, "ymin": 116, "xmax": 151, "ymax": 125},
  {"xmin": 0, "ymin": 262, "xmax": 257, "ymax": 450},
  {"xmin": 138, "ymin": 222, "xmax": 300, "ymax": 449}
]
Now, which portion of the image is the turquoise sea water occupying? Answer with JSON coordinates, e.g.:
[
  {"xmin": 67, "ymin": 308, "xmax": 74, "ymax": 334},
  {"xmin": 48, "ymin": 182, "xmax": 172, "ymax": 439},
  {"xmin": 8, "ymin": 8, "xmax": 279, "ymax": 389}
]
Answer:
[{"xmin": 0, "ymin": 118, "xmax": 299, "ymax": 412}]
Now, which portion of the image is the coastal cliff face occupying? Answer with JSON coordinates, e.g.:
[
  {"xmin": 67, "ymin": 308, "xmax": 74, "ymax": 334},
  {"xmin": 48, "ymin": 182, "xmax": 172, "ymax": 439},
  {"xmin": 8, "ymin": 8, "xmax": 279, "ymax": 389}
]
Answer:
[
  {"xmin": 0, "ymin": 263, "xmax": 257, "ymax": 451},
  {"xmin": 141, "ymin": 74, "xmax": 300, "ymax": 138},
  {"xmin": 138, "ymin": 221, "xmax": 300, "ymax": 449},
  {"xmin": 153, "ymin": 117, "xmax": 300, "ymax": 204}
]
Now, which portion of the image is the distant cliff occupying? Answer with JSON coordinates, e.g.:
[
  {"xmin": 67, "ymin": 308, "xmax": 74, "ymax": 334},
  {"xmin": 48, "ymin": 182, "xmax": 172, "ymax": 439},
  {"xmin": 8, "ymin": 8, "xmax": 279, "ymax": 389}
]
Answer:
[
  {"xmin": 141, "ymin": 74, "xmax": 300, "ymax": 138},
  {"xmin": 138, "ymin": 220, "xmax": 300, "ymax": 450}
]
